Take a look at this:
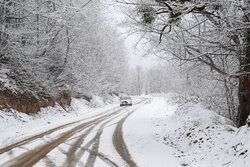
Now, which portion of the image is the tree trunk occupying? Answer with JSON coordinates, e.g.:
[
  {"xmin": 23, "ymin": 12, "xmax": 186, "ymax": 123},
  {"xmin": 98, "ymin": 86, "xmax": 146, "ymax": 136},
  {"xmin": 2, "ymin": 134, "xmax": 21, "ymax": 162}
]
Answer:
[{"xmin": 238, "ymin": 28, "xmax": 250, "ymax": 127}]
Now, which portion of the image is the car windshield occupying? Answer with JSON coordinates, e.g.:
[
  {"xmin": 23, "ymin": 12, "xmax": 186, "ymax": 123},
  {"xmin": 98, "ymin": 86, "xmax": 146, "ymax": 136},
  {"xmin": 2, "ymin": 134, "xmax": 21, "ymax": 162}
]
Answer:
[{"xmin": 120, "ymin": 96, "xmax": 131, "ymax": 100}]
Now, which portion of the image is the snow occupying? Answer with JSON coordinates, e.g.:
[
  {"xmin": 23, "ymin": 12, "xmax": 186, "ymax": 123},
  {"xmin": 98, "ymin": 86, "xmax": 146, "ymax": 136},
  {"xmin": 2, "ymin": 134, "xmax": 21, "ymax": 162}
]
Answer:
[
  {"xmin": 123, "ymin": 97, "xmax": 181, "ymax": 167},
  {"xmin": 151, "ymin": 93, "xmax": 249, "ymax": 167},
  {"xmin": 98, "ymin": 115, "xmax": 129, "ymax": 167},
  {"xmin": 122, "ymin": 94, "xmax": 250, "ymax": 167},
  {"xmin": 0, "ymin": 68, "xmax": 17, "ymax": 92},
  {"xmin": 0, "ymin": 97, "xmax": 118, "ymax": 147},
  {"xmin": 0, "ymin": 93, "xmax": 250, "ymax": 167}
]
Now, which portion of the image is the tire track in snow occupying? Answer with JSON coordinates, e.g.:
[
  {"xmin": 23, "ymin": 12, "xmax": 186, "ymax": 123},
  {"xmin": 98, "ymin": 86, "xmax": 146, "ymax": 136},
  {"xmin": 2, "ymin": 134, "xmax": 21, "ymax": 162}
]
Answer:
[
  {"xmin": 85, "ymin": 149, "xmax": 119, "ymax": 167},
  {"xmin": 0, "ymin": 106, "xmax": 120, "ymax": 156},
  {"xmin": 69, "ymin": 100, "xmax": 146, "ymax": 167},
  {"xmin": 0, "ymin": 121, "xmax": 80, "ymax": 155},
  {"xmin": 67, "ymin": 111, "xmax": 126, "ymax": 167},
  {"xmin": 0, "ymin": 100, "xmax": 145, "ymax": 167},
  {"xmin": 0, "ymin": 105, "xmax": 132, "ymax": 167},
  {"xmin": 63, "ymin": 126, "xmax": 96, "ymax": 167},
  {"xmin": 43, "ymin": 156, "xmax": 56, "ymax": 167},
  {"xmin": 112, "ymin": 101, "xmax": 148, "ymax": 167},
  {"xmin": 0, "ymin": 110, "xmax": 120, "ymax": 167},
  {"xmin": 83, "ymin": 113, "xmax": 125, "ymax": 167}
]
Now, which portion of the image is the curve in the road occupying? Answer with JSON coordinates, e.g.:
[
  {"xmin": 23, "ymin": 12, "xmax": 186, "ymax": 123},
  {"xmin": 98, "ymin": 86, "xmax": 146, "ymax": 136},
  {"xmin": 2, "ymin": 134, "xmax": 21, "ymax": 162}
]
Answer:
[
  {"xmin": 0, "ymin": 100, "xmax": 146, "ymax": 167},
  {"xmin": 66, "ymin": 100, "xmax": 145, "ymax": 167}
]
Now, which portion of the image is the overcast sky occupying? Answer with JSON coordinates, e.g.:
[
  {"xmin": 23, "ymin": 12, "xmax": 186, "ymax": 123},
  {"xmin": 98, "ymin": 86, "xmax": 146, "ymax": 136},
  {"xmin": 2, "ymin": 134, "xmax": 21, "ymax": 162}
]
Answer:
[
  {"xmin": 123, "ymin": 32, "xmax": 159, "ymax": 69},
  {"xmin": 102, "ymin": 1, "xmax": 158, "ymax": 69}
]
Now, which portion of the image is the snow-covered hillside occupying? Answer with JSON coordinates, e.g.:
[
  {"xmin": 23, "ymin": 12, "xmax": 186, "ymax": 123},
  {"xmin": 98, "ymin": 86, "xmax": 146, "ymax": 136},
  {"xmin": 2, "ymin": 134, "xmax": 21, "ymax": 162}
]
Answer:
[{"xmin": 152, "ymin": 93, "xmax": 250, "ymax": 167}]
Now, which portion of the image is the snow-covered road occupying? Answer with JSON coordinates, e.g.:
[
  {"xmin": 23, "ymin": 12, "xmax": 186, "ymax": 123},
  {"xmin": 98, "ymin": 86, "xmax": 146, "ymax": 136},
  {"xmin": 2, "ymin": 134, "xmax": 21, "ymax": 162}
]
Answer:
[
  {"xmin": 122, "ymin": 97, "xmax": 181, "ymax": 167},
  {"xmin": 0, "ymin": 96, "xmax": 182, "ymax": 167}
]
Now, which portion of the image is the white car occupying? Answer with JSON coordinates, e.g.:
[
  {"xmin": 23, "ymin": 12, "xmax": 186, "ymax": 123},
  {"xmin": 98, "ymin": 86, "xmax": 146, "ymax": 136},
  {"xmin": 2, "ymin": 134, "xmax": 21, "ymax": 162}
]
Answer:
[{"xmin": 120, "ymin": 96, "xmax": 132, "ymax": 106}]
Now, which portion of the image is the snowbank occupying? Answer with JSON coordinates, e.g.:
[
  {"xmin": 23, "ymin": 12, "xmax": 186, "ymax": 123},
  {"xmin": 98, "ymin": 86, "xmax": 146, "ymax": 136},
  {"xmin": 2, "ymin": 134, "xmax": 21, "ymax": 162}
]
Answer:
[{"xmin": 154, "ymin": 93, "xmax": 249, "ymax": 167}]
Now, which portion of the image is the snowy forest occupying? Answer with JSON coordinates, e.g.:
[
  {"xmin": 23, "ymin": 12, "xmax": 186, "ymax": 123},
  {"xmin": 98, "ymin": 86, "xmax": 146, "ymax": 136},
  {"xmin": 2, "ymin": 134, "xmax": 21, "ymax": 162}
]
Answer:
[
  {"xmin": 0, "ymin": 0, "xmax": 250, "ymax": 126},
  {"xmin": 0, "ymin": 0, "xmax": 127, "ymax": 113},
  {"xmin": 0, "ymin": 0, "xmax": 250, "ymax": 167}
]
